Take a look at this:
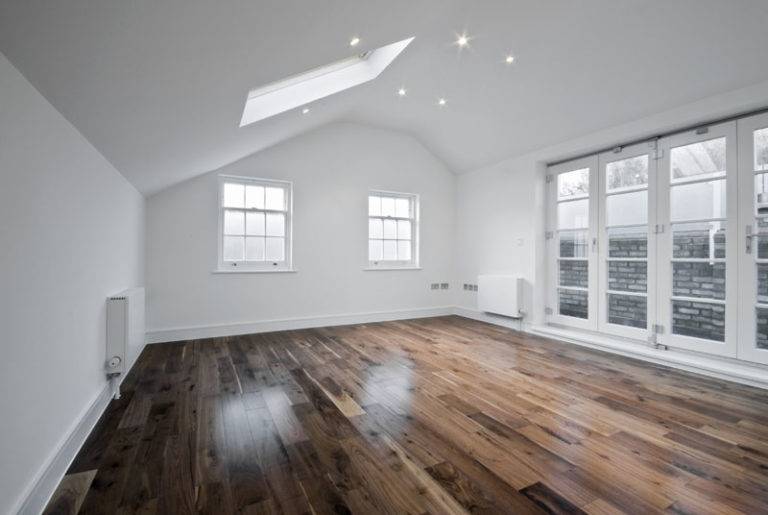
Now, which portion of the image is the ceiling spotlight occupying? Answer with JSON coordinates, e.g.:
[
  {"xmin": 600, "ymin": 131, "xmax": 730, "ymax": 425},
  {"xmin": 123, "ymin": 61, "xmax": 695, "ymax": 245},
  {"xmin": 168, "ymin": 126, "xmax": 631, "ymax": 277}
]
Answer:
[
  {"xmin": 505, "ymin": 54, "xmax": 515, "ymax": 64},
  {"xmin": 456, "ymin": 33, "xmax": 469, "ymax": 48},
  {"xmin": 349, "ymin": 36, "xmax": 360, "ymax": 47},
  {"xmin": 438, "ymin": 98, "xmax": 447, "ymax": 106},
  {"xmin": 302, "ymin": 107, "xmax": 310, "ymax": 114},
  {"xmin": 398, "ymin": 87, "xmax": 407, "ymax": 97}
]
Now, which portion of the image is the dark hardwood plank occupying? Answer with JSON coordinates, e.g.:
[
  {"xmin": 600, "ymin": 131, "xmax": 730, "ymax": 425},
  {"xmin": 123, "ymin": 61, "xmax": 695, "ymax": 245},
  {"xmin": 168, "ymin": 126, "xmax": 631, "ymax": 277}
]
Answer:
[{"xmin": 49, "ymin": 316, "xmax": 768, "ymax": 514}]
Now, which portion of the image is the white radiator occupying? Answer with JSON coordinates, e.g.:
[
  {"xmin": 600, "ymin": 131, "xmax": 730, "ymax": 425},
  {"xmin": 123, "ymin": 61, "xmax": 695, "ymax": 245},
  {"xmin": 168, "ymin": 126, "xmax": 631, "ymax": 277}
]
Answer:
[
  {"xmin": 106, "ymin": 287, "xmax": 145, "ymax": 397},
  {"xmin": 478, "ymin": 275, "xmax": 523, "ymax": 318}
]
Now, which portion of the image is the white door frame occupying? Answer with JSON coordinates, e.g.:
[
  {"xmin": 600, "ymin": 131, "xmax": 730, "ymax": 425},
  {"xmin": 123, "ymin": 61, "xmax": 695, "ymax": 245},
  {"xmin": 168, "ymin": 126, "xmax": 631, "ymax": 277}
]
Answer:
[
  {"xmin": 597, "ymin": 141, "xmax": 658, "ymax": 341},
  {"xmin": 737, "ymin": 112, "xmax": 768, "ymax": 364},
  {"xmin": 656, "ymin": 121, "xmax": 738, "ymax": 357},
  {"xmin": 546, "ymin": 155, "xmax": 599, "ymax": 331}
]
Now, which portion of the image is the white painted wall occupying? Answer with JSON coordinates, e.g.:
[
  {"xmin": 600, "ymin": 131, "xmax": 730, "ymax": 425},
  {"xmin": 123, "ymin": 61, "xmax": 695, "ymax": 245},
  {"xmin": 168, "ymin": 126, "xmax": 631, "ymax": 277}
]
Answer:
[
  {"xmin": 454, "ymin": 78, "xmax": 768, "ymax": 327},
  {"xmin": 0, "ymin": 53, "xmax": 145, "ymax": 514},
  {"xmin": 146, "ymin": 123, "xmax": 455, "ymax": 339}
]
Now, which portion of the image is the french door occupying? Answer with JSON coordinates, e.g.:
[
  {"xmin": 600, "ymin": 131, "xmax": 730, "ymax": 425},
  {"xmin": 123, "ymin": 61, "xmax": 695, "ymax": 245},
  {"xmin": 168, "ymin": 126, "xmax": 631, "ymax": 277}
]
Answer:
[
  {"xmin": 546, "ymin": 156, "xmax": 599, "ymax": 331},
  {"xmin": 738, "ymin": 113, "xmax": 768, "ymax": 364},
  {"xmin": 597, "ymin": 142, "xmax": 657, "ymax": 339},
  {"xmin": 656, "ymin": 122, "xmax": 738, "ymax": 356}
]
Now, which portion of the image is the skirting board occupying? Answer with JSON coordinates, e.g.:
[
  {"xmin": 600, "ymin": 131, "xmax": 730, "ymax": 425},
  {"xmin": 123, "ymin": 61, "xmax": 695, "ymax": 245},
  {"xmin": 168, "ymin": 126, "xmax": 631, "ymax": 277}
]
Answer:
[
  {"xmin": 146, "ymin": 306, "xmax": 454, "ymax": 343},
  {"xmin": 14, "ymin": 382, "xmax": 112, "ymax": 515},
  {"xmin": 453, "ymin": 306, "xmax": 768, "ymax": 389}
]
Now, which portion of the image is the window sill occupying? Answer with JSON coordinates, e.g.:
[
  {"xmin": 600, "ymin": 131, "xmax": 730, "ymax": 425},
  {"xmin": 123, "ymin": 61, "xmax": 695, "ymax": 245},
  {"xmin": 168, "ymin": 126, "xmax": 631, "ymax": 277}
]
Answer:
[
  {"xmin": 363, "ymin": 266, "xmax": 422, "ymax": 271},
  {"xmin": 212, "ymin": 268, "xmax": 297, "ymax": 274}
]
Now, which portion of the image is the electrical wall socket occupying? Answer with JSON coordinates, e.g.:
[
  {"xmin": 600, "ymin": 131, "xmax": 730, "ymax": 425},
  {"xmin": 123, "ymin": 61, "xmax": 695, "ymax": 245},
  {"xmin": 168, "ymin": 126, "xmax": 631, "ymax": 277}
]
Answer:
[
  {"xmin": 430, "ymin": 283, "xmax": 440, "ymax": 290},
  {"xmin": 440, "ymin": 283, "xmax": 449, "ymax": 289}
]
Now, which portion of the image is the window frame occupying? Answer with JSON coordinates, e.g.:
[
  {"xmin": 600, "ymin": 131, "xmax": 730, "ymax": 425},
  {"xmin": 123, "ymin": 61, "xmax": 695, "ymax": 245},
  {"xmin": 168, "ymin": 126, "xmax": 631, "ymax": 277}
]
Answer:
[
  {"xmin": 217, "ymin": 175, "xmax": 293, "ymax": 272},
  {"xmin": 367, "ymin": 190, "xmax": 420, "ymax": 269}
]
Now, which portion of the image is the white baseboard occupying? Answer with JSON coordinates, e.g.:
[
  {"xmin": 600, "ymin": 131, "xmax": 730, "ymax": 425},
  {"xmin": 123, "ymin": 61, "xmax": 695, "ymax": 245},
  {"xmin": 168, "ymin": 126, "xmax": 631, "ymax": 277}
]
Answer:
[
  {"xmin": 15, "ymin": 383, "xmax": 112, "ymax": 515},
  {"xmin": 452, "ymin": 306, "xmax": 768, "ymax": 390},
  {"xmin": 146, "ymin": 306, "xmax": 454, "ymax": 343}
]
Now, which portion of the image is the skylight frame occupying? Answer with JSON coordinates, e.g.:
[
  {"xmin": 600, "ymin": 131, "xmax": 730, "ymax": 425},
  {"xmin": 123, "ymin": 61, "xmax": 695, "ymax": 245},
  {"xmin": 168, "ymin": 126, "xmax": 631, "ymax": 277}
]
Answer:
[{"xmin": 239, "ymin": 37, "xmax": 413, "ymax": 126}]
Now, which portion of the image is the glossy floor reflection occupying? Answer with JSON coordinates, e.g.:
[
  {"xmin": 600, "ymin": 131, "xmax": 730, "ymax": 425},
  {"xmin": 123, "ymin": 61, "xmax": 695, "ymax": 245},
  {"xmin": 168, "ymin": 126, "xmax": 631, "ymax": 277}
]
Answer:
[{"xmin": 46, "ymin": 316, "xmax": 768, "ymax": 514}]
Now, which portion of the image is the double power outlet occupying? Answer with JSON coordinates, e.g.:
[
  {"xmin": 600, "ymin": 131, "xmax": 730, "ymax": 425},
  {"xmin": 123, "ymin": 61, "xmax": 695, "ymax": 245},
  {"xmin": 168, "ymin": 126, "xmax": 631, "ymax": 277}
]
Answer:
[{"xmin": 430, "ymin": 283, "xmax": 450, "ymax": 290}]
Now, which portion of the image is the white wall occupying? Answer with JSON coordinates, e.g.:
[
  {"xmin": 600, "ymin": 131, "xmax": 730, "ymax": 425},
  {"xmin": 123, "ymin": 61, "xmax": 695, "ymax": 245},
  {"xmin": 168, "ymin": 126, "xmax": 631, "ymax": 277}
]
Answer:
[
  {"xmin": 0, "ymin": 53, "xmax": 145, "ymax": 514},
  {"xmin": 146, "ymin": 122, "xmax": 455, "ymax": 339},
  {"xmin": 454, "ymin": 78, "xmax": 768, "ymax": 327}
]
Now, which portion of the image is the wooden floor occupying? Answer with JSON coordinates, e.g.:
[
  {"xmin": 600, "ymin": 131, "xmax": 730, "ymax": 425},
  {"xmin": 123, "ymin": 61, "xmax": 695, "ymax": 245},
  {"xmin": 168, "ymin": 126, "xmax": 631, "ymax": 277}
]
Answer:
[{"xmin": 45, "ymin": 316, "xmax": 768, "ymax": 515}]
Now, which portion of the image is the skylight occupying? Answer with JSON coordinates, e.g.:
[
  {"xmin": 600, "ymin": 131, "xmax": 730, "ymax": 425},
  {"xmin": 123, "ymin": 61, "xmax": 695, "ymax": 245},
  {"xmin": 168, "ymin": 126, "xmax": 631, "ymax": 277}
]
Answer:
[{"xmin": 239, "ymin": 37, "xmax": 414, "ymax": 126}]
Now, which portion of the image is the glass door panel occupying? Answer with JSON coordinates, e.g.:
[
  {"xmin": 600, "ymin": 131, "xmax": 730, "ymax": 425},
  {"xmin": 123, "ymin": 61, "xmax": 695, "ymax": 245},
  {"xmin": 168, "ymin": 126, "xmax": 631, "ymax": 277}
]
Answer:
[
  {"xmin": 547, "ymin": 156, "xmax": 598, "ymax": 330},
  {"xmin": 738, "ymin": 114, "xmax": 768, "ymax": 364},
  {"xmin": 597, "ymin": 142, "xmax": 656, "ymax": 338},
  {"xmin": 658, "ymin": 122, "xmax": 738, "ymax": 356}
]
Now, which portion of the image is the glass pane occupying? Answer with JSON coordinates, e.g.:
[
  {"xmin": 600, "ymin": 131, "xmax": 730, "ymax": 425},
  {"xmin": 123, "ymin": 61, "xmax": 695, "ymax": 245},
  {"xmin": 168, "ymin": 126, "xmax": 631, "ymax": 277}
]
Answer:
[
  {"xmin": 672, "ymin": 262, "xmax": 726, "ymax": 300},
  {"xmin": 265, "ymin": 187, "xmax": 285, "ymax": 210},
  {"xmin": 557, "ymin": 199, "xmax": 589, "ymax": 230},
  {"xmin": 758, "ymin": 234, "xmax": 768, "ymax": 260},
  {"xmin": 223, "ymin": 236, "xmax": 244, "ymax": 261},
  {"xmin": 383, "ymin": 240, "xmax": 397, "ymax": 260},
  {"xmin": 246, "ymin": 212, "xmax": 265, "ymax": 236},
  {"xmin": 397, "ymin": 220, "xmax": 412, "ymax": 240},
  {"xmin": 757, "ymin": 307, "xmax": 768, "ymax": 349},
  {"xmin": 369, "ymin": 196, "xmax": 381, "ymax": 216},
  {"xmin": 397, "ymin": 241, "xmax": 411, "ymax": 261},
  {"xmin": 381, "ymin": 197, "xmax": 396, "ymax": 217},
  {"xmin": 608, "ymin": 227, "xmax": 647, "ymax": 258},
  {"xmin": 224, "ymin": 210, "xmax": 245, "ymax": 235},
  {"xmin": 369, "ymin": 239, "xmax": 383, "ymax": 261},
  {"xmin": 395, "ymin": 198, "xmax": 411, "ymax": 218},
  {"xmin": 369, "ymin": 219, "xmax": 383, "ymax": 239},
  {"xmin": 558, "ymin": 289, "xmax": 588, "ymax": 319},
  {"xmin": 383, "ymin": 219, "xmax": 397, "ymax": 239},
  {"xmin": 608, "ymin": 261, "xmax": 647, "ymax": 293},
  {"xmin": 266, "ymin": 213, "xmax": 285, "ymax": 237},
  {"xmin": 559, "ymin": 230, "xmax": 588, "ymax": 258},
  {"xmin": 670, "ymin": 180, "xmax": 726, "ymax": 222},
  {"xmin": 756, "ymin": 128, "xmax": 768, "ymax": 172},
  {"xmin": 606, "ymin": 155, "xmax": 648, "ymax": 192},
  {"xmin": 671, "ymin": 137, "xmax": 726, "ymax": 182},
  {"xmin": 672, "ymin": 222, "xmax": 725, "ymax": 259},
  {"xmin": 608, "ymin": 294, "xmax": 647, "ymax": 329},
  {"xmin": 672, "ymin": 300, "xmax": 725, "ymax": 342},
  {"xmin": 758, "ymin": 264, "xmax": 768, "ymax": 304},
  {"xmin": 245, "ymin": 237, "xmax": 265, "ymax": 261},
  {"xmin": 557, "ymin": 168, "xmax": 589, "ymax": 199},
  {"xmin": 223, "ymin": 183, "xmax": 244, "ymax": 208},
  {"xmin": 265, "ymin": 237, "xmax": 284, "ymax": 261},
  {"xmin": 245, "ymin": 185, "xmax": 264, "ymax": 209},
  {"xmin": 754, "ymin": 173, "xmax": 768, "ymax": 217},
  {"xmin": 559, "ymin": 260, "xmax": 588, "ymax": 288},
  {"xmin": 606, "ymin": 190, "xmax": 647, "ymax": 227}
]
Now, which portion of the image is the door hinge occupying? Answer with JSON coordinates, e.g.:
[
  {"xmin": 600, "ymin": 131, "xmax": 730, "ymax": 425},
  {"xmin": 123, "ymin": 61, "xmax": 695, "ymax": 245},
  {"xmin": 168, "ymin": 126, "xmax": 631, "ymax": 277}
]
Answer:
[
  {"xmin": 545, "ymin": 174, "xmax": 554, "ymax": 184},
  {"xmin": 545, "ymin": 231, "xmax": 554, "ymax": 240},
  {"xmin": 654, "ymin": 224, "xmax": 665, "ymax": 234},
  {"xmin": 653, "ymin": 324, "xmax": 664, "ymax": 334},
  {"xmin": 653, "ymin": 148, "xmax": 664, "ymax": 160},
  {"xmin": 544, "ymin": 307, "xmax": 554, "ymax": 315}
]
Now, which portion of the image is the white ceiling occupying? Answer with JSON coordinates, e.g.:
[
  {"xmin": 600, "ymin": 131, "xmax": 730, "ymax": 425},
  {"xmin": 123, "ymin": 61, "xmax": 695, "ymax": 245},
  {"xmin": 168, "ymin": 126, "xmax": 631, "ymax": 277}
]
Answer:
[{"xmin": 2, "ymin": 0, "xmax": 768, "ymax": 195}]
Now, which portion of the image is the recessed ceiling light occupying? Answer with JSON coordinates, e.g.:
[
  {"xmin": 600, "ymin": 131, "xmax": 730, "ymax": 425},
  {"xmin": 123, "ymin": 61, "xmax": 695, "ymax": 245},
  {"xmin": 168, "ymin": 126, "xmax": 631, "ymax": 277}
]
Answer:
[
  {"xmin": 505, "ymin": 54, "xmax": 515, "ymax": 64},
  {"xmin": 398, "ymin": 87, "xmax": 407, "ymax": 97},
  {"xmin": 349, "ymin": 36, "xmax": 360, "ymax": 47},
  {"xmin": 302, "ymin": 107, "xmax": 310, "ymax": 114},
  {"xmin": 438, "ymin": 98, "xmax": 447, "ymax": 106},
  {"xmin": 456, "ymin": 33, "xmax": 470, "ymax": 48}
]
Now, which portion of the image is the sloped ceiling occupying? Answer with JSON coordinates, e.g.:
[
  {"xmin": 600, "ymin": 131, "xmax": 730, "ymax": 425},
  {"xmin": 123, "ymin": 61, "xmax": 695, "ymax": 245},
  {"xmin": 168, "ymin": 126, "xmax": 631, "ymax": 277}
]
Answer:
[{"xmin": 2, "ymin": 0, "xmax": 768, "ymax": 195}]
